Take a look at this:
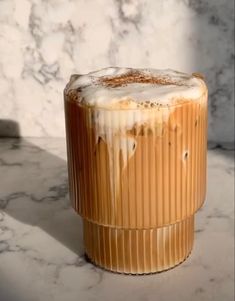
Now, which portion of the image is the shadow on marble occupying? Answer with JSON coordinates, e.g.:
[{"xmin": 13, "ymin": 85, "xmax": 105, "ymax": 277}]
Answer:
[
  {"xmin": 208, "ymin": 145, "xmax": 235, "ymax": 162},
  {"xmin": 214, "ymin": 148, "xmax": 234, "ymax": 162},
  {"xmin": 190, "ymin": 0, "xmax": 234, "ymax": 145},
  {"xmin": 0, "ymin": 137, "xmax": 84, "ymax": 257},
  {"xmin": 0, "ymin": 119, "xmax": 20, "ymax": 137},
  {"xmin": 0, "ymin": 278, "xmax": 30, "ymax": 301}
]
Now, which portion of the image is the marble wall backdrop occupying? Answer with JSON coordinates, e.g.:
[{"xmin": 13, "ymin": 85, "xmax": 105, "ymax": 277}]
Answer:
[{"xmin": 0, "ymin": 0, "xmax": 234, "ymax": 143}]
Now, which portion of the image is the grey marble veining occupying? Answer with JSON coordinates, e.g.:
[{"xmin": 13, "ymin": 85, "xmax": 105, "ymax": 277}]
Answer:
[
  {"xmin": 0, "ymin": 138, "xmax": 234, "ymax": 301},
  {"xmin": 0, "ymin": 0, "xmax": 234, "ymax": 144}
]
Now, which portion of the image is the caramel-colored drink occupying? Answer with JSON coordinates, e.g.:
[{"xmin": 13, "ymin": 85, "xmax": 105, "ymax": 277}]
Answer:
[{"xmin": 64, "ymin": 68, "xmax": 207, "ymax": 274}]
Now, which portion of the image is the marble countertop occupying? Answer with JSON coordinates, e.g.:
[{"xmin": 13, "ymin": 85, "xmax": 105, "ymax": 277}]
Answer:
[{"xmin": 0, "ymin": 138, "xmax": 234, "ymax": 301}]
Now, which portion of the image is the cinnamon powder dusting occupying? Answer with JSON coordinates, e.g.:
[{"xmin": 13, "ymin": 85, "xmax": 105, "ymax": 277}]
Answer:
[{"xmin": 99, "ymin": 71, "xmax": 184, "ymax": 88}]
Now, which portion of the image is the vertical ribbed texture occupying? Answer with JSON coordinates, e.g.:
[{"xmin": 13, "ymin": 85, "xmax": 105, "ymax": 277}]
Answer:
[
  {"xmin": 64, "ymin": 92, "xmax": 207, "ymax": 274},
  {"xmin": 84, "ymin": 216, "xmax": 194, "ymax": 274}
]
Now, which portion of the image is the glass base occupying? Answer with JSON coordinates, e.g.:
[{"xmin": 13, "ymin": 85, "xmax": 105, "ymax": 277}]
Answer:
[{"xmin": 83, "ymin": 215, "xmax": 194, "ymax": 274}]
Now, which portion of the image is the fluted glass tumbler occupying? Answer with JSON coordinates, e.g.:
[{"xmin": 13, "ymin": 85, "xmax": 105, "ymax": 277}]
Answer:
[{"xmin": 64, "ymin": 88, "xmax": 207, "ymax": 274}]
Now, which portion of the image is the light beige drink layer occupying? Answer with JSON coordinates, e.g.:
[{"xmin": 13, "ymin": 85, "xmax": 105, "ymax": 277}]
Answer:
[{"xmin": 64, "ymin": 67, "xmax": 208, "ymax": 274}]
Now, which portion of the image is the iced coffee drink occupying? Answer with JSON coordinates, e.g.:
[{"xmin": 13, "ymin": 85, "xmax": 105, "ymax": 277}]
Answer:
[{"xmin": 64, "ymin": 67, "xmax": 207, "ymax": 274}]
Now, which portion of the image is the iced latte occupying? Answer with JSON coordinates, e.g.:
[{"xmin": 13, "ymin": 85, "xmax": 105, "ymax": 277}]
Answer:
[{"xmin": 64, "ymin": 68, "xmax": 207, "ymax": 274}]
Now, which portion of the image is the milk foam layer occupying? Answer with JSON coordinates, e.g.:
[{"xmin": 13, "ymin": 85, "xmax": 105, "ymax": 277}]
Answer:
[{"xmin": 65, "ymin": 67, "xmax": 206, "ymax": 108}]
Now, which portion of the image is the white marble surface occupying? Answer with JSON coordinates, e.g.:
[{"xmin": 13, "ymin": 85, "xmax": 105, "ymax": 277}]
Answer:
[
  {"xmin": 0, "ymin": 0, "xmax": 234, "ymax": 143},
  {"xmin": 0, "ymin": 138, "xmax": 234, "ymax": 301}
]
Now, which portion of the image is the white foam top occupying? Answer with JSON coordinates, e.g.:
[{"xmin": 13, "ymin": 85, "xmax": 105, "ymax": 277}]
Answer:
[{"xmin": 65, "ymin": 67, "xmax": 206, "ymax": 108}]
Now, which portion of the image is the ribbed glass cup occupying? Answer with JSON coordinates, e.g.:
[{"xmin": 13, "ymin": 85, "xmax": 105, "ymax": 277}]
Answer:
[{"xmin": 64, "ymin": 90, "xmax": 207, "ymax": 274}]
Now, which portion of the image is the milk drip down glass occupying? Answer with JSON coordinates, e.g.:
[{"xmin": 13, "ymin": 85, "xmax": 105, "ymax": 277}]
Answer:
[{"xmin": 64, "ymin": 68, "xmax": 208, "ymax": 274}]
